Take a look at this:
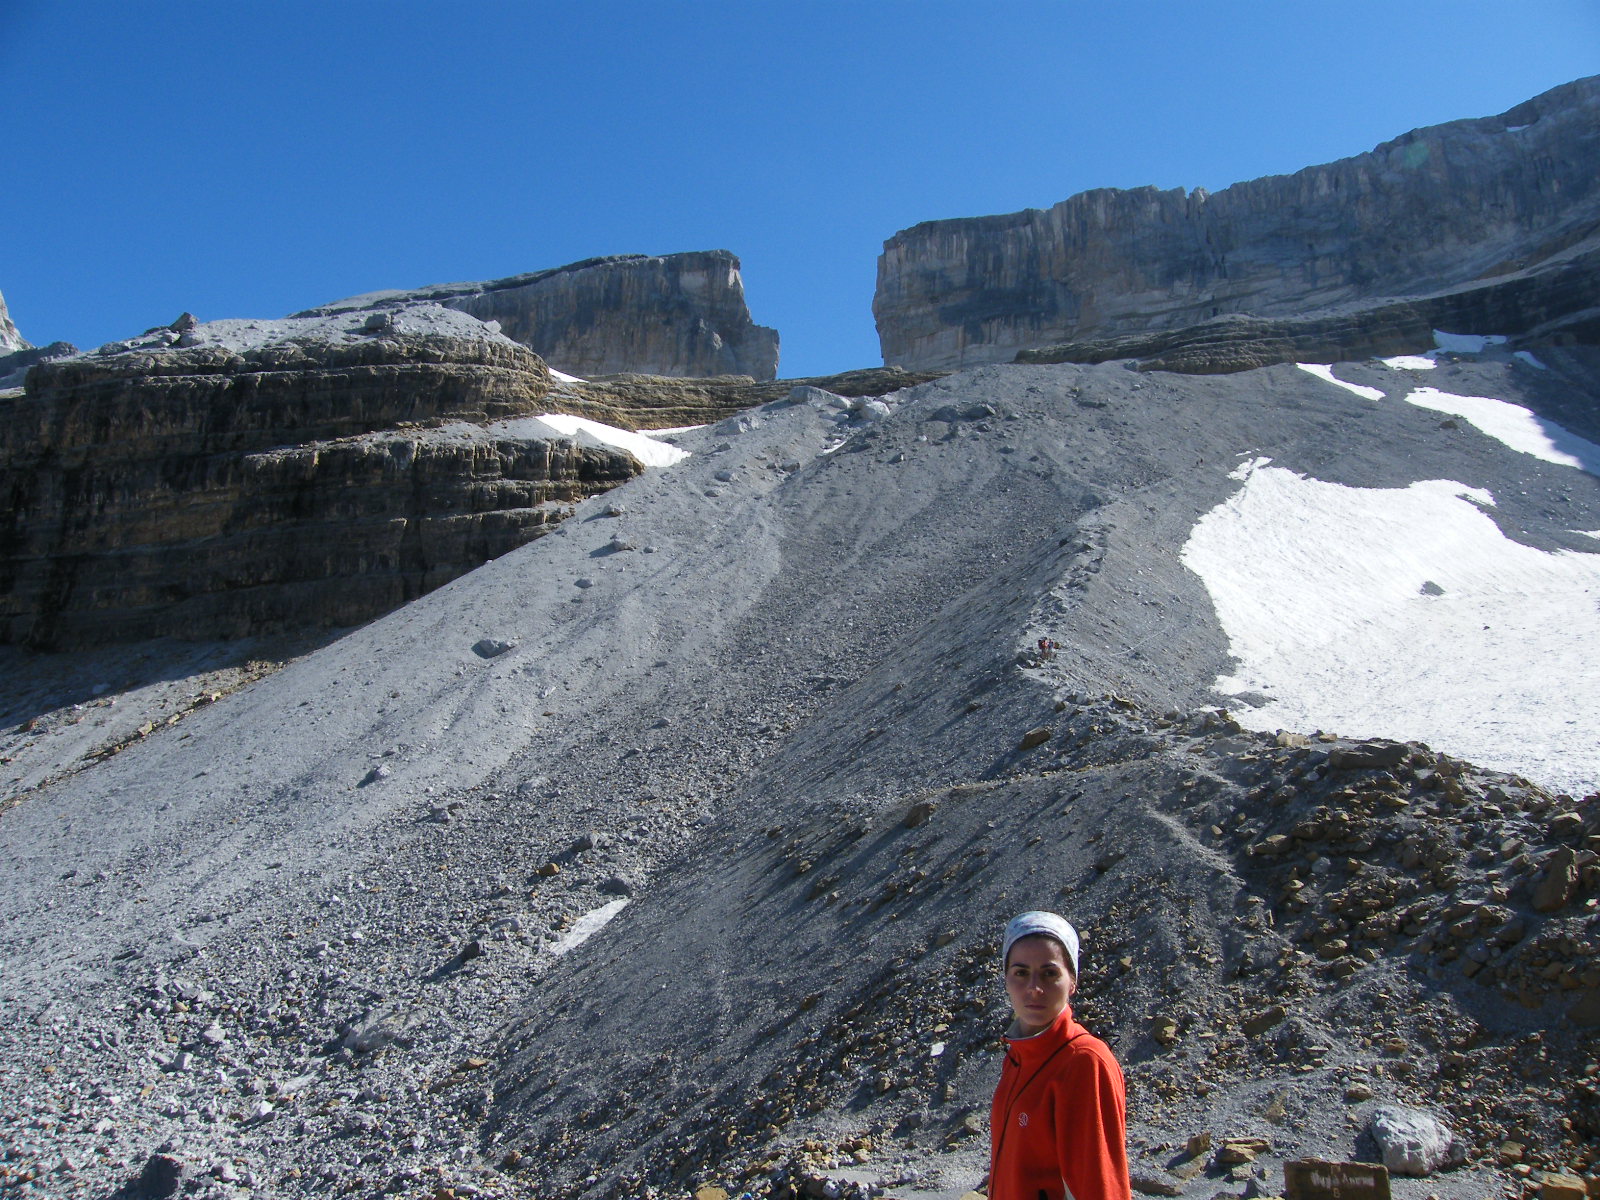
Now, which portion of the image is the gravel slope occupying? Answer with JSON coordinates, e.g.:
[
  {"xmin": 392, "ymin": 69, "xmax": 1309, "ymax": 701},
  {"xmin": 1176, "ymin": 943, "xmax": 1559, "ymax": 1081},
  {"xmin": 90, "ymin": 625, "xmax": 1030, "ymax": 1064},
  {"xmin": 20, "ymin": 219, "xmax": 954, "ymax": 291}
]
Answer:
[{"xmin": 1, "ymin": 353, "xmax": 1596, "ymax": 1200}]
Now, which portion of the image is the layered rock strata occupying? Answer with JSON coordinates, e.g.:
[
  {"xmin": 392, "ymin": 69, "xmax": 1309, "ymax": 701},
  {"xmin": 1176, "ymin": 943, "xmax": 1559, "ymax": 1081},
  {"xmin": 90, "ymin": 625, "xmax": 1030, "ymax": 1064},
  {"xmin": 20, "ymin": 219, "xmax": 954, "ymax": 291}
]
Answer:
[
  {"xmin": 1018, "ymin": 249, "xmax": 1600, "ymax": 374},
  {"xmin": 876, "ymin": 75, "xmax": 1600, "ymax": 370},
  {"xmin": 550, "ymin": 364, "xmax": 944, "ymax": 427},
  {"xmin": 306, "ymin": 250, "xmax": 781, "ymax": 381},
  {"xmin": 0, "ymin": 309, "xmax": 643, "ymax": 649}
]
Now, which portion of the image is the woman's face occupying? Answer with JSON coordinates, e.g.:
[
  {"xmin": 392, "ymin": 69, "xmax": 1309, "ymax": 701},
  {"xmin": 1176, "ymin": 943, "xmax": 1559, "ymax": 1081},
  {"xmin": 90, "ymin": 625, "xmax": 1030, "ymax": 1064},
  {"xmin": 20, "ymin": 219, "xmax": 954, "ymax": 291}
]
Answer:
[{"xmin": 1004, "ymin": 935, "xmax": 1076, "ymax": 1036}]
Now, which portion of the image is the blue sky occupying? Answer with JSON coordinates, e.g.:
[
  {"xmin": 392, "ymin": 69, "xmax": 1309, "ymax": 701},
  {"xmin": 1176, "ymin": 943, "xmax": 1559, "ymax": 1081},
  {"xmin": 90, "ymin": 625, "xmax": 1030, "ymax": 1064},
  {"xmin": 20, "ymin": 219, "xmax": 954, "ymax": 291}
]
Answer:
[{"xmin": 3, "ymin": 1, "xmax": 1597, "ymax": 378}]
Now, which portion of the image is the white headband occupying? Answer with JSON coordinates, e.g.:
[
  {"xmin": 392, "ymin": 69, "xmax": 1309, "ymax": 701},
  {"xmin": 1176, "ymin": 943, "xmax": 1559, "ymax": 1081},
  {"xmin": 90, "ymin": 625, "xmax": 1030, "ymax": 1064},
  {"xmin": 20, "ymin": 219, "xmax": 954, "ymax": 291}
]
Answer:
[{"xmin": 1003, "ymin": 911, "xmax": 1080, "ymax": 975}]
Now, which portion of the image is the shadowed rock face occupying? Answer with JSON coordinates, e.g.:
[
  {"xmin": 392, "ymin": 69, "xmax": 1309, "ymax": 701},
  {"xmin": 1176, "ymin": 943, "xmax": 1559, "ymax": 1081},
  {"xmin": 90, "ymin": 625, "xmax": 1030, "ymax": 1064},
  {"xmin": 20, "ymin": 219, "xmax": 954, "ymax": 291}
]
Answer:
[
  {"xmin": 0, "ymin": 318, "xmax": 644, "ymax": 648},
  {"xmin": 306, "ymin": 250, "xmax": 782, "ymax": 381},
  {"xmin": 875, "ymin": 75, "xmax": 1600, "ymax": 370}
]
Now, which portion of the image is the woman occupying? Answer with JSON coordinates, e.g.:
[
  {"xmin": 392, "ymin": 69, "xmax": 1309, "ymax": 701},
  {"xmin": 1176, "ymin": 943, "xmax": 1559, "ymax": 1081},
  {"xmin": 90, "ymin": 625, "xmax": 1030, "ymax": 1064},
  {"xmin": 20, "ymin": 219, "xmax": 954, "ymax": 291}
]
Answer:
[{"xmin": 988, "ymin": 911, "xmax": 1130, "ymax": 1200}]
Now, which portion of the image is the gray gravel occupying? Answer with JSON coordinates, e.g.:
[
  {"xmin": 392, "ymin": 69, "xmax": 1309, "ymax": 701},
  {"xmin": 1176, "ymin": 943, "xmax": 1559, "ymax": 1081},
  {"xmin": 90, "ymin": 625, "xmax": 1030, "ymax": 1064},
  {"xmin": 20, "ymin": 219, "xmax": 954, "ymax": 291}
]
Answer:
[{"xmin": 1, "ymin": 354, "xmax": 1597, "ymax": 1199}]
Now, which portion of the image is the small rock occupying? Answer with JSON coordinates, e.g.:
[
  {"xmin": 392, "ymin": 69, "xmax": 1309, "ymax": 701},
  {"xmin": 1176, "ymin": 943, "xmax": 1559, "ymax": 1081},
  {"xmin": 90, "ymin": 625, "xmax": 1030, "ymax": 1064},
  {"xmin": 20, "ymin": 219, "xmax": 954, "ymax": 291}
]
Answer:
[
  {"xmin": 575, "ymin": 577, "xmax": 595, "ymax": 589},
  {"xmin": 1344, "ymin": 1083, "xmax": 1374, "ymax": 1103},
  {"xmin": 359, "ymin": 764, "xmax": 391, "ymax": 787},
  {"xmin": 1019, "ymin": 725, "xmax": 1053, "ymax": 751},
  {"xmin": 1132, "ymin": 1174, "xmax": 1184, "ymax": 1196},
  {"xmin": 198, "ymin": 1022, "xmax": 225, "ymax": 1047},
  {"xmin": 363, "ymin": 312, "xmax": 394, "ymax": 332},
  {"xmin": 1242, "ymin": 1006, "xmax": 1287, "ymax": 1036},
  {"xmin": 1328, "ymin": 742, "xmax": 1409, "ymax": 769},
  {"xmin": 1533, "ymin": 847, "xmax": 1581, "ymax": 912},
  {"xmin": 1150, "ymin": 1014, "xmax": 1179, "ymax": 1046},
  {"xmin": 170, "ymin": 312, "xmax": 199, "ymax": 332},
  {"xmin": 1540, "ymin": 1174, "xmax": 1588, "ymax": 1200},
  {"xmin": 471, "ymin": 638, "xmax": 517, "ymax": 659},
  {"xmin": 904, "ymin": 801, "xmax": 936, "ymax": 829}
]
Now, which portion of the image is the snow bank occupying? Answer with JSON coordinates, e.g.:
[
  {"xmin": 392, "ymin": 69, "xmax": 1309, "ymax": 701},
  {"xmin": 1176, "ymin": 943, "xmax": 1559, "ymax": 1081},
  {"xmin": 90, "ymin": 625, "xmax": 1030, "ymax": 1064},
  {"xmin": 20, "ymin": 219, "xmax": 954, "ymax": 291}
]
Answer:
[
  {"xmin": 498, "ymin": 413, "xmax": 691, "ymax": 468},
  {"xmin": 1182, "ymin": 461, "xmax": 1600, "ymax": 796},
  {"xmin": 1380, "ymin": 331, "xmax": 1512, "ymax": 372},
  {"xmin": 1296, "ymin": 363, "xmax": 1384, "ymax": 401},
  {"xmin": 1381, "ymin": 355, "xmax": 1437, "ymax": 371},
  {"xmin": 1403, "ymin": 388, "xmax": 1600, "ymax": 475}
]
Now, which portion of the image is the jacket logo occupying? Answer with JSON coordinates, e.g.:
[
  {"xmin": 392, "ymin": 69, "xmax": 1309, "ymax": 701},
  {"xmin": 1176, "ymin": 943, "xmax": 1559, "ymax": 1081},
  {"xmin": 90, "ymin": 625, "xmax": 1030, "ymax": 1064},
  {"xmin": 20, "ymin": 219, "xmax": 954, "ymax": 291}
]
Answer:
[{"xmin": 1017, "ymin": 1112, "xmax": 1030, "ymax": 1127}]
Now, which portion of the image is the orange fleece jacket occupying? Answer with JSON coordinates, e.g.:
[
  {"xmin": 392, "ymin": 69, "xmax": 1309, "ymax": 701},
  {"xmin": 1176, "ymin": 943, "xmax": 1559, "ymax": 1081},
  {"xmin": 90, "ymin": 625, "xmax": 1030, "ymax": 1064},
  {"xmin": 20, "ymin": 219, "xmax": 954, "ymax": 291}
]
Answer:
[{"xmin": 988, "ymin": 1004, "xmax": 1130, "ymax": 1200}]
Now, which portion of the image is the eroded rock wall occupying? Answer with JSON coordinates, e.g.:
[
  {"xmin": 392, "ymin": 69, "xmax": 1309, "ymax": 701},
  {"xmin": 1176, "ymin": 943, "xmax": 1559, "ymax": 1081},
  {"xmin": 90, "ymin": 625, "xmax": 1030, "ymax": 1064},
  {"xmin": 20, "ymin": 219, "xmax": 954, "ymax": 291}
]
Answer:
[
  {"xmin": 309, "ymin": 250, "xmax": 781, "ymax": 381},
  {"xmin": 876, "ymin": 75, "xmax": 1600, "ymax": 369},
  {"xmin": 0, "ymin": 316, "xmax": 644, "ymax": 648}
]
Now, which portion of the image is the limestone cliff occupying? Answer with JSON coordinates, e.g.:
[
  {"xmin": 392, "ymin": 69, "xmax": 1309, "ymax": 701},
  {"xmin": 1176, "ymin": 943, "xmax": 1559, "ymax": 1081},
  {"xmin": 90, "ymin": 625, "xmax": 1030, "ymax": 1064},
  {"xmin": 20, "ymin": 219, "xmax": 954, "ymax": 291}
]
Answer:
[
  {"xmin": 876, "ymin": 75, "xmax": 1600, "ymax": 370},
  {"xmin": 306, "ymin": 250, "xmax": 781, "ymax": 381},
  {"xmin": 0, "ymin": 308, "xmax": 644, "ymax": 649}
]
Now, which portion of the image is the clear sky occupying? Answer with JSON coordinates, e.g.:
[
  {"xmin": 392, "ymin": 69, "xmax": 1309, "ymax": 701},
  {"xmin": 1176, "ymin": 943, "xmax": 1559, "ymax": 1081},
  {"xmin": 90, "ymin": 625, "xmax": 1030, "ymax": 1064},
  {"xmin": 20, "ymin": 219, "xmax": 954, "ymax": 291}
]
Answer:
[{"xmin": 3, "ymin": 1, "xmax": 1597, "ymax": 379}]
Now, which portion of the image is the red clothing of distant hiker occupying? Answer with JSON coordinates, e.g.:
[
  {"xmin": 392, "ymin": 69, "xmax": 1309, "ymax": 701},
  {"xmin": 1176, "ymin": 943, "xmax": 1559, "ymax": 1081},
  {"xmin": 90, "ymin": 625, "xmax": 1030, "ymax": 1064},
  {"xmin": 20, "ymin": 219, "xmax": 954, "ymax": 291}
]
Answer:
[{"xmin": 989, "ymin": 1003, "xmax": 1130, "ymax": 1200}]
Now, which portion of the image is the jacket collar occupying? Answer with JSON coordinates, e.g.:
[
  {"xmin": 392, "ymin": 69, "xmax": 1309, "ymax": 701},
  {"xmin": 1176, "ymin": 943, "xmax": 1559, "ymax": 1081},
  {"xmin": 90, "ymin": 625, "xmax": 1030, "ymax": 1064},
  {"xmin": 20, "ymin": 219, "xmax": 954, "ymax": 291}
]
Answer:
[{"xmin": 1003, "ymin": 1003, "xmax": 1079, "ymax": 1063}]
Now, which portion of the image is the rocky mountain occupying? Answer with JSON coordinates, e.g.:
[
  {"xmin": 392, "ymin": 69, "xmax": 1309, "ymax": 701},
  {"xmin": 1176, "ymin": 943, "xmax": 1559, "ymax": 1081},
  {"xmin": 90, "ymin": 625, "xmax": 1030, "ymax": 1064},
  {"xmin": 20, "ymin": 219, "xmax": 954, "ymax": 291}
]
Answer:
[
  {"xmin": 875, "ymin": 76, "xmax": 1600, "ymax": 371},
  {"xmin": 0, "ymin": 290, "xmax": 927, "ymax": 650},
  {"xmin": 304, "ymin": 250, "xmax": 781, "ymax": 381},
  {"xmin": 1, "ymin": 338, "xmax": 1597, "ymax": 1200},
  {"xmin": 0, "ymin": 308, "xmax": 648, "ymax": 649},
  {"xmin": 3, "ymin": 76, "xmax": 1600, "ymax": 1200}
]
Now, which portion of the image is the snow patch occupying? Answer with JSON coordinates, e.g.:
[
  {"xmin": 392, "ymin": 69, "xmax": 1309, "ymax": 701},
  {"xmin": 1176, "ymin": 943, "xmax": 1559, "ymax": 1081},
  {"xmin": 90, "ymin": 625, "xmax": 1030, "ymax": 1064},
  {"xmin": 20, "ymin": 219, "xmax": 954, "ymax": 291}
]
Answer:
[
  {"xmin": 521, "ymin": 414, "xmax": 691, "ymax": 468},
  {"xmin": 549, "ymin": 368, "xmax": 586, "ymax": 383},
  {"xmin": 1381, "ymin": 332, "xmax": 1512, "ymax": 372},
  {"xmin": 1230, "ymin": 455, "xmax": 1272, "ymax": 481},
  {"xmin": 1403, "ymin": 388, "xmax": 1600, "ymax": 474},
  {"xmin": 1182, "ymin": 466, "xmax": 1600, "ymax": 796},
  {"xmin": 1296, "ymin": 363, "xmax": 1384, "ymax": 402},
  {"xmin": 1433, "ymin": 330, "xmax": 1507, "ymax": 355},
  {"xmin": 1381, "ymin": 355, "xmax": 1437, "ymax": 371},
  {"xmin": 1514, "ymin": 351, "xmax": 1548, "ymax": 370},
  {"xmin": 549, "ymin": 899, "xmax": 630, "ymax": 956}
]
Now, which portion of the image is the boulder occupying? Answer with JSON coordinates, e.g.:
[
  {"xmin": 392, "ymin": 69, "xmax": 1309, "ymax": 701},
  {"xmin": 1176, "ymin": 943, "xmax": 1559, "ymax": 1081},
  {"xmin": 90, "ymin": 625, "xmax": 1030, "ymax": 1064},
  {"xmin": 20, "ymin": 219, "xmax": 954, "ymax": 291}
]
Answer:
[{"xmin": 1367, "ymin": 1104, "xmax": 1467, "ymax": 1176}]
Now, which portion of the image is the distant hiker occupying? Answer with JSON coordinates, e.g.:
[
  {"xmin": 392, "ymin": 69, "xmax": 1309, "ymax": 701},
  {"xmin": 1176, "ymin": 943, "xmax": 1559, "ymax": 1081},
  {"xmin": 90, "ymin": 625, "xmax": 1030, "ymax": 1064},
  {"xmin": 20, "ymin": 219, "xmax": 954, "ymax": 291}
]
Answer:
[{"xmin": 987, "ymin": 910, "xmax": 1130, "ymax": 1200}]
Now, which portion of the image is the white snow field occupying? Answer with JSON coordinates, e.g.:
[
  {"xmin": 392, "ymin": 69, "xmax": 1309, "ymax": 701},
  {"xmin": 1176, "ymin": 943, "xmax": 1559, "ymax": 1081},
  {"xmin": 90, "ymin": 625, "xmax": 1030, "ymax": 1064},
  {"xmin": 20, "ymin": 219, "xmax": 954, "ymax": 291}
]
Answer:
[
  {"xmin": 1401, "ymin": 387, "xmax": 1600, "ymax": 474},
  {"xmin": 1182, "ymin": 458, "xmax": 1600, "ymax": 796}
]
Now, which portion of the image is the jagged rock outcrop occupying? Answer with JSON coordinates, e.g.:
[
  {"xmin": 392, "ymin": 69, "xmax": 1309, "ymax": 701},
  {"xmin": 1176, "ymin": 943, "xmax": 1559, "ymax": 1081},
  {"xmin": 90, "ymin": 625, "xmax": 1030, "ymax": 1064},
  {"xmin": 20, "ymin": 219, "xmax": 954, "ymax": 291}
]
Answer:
[
  {"xmin": 0, "ymin": 308, "xmax": 644, "ymax": 648},
  {"xmin": 0, "ymin": 289, "xmax": 74, "ymax": 390},
  {"xmin": 304, "ymin": 250, "xmax": 781, "ymax": 381},
  {"xmin": 876, "ymin": 75, "xmax": 1600, "ymax": 370},
  {"xmin": 0, "ymin": 288, "xmax": 25, "ymax": 355}
]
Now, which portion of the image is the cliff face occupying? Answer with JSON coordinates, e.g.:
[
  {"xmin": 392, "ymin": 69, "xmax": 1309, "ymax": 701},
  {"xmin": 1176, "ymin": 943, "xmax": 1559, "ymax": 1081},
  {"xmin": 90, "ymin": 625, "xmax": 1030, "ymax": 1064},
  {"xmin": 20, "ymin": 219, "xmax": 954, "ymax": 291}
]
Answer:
[
  {"xmin": 308, "ymin": 250, "xmax": 781, "ymax": 381},
  {"xmin": 0, "ymin": 308, "xmax": 645, "ymax": 649},
  {"xmin": 875, "ymin": 76, "xmax": 1600, "ymax": 370}
]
